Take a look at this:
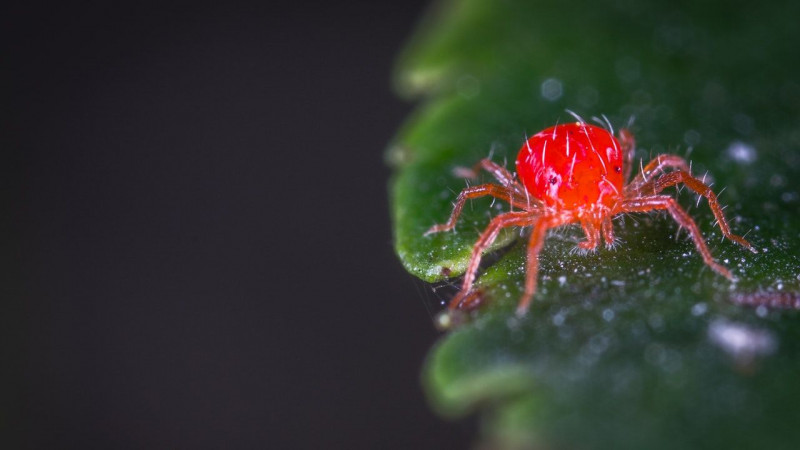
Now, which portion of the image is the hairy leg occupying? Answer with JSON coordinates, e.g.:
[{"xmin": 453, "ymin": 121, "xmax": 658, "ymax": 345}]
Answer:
[
  {"xmin": 454, "ymin": 158, "xmax": 528, "ymax": 197},
  {"xmin": 516, "ymin": 216, "xmax": 560, "ymax": 315},
  {"xmin": 601, "ymin": 216, "xmax": 615, "ymax": 248},
  {"xmin": 645, "ymin": 170, "xmax": 756, "ymax": 252},
  {"xmin": 626, "ymin": 154, "xmax": 690, "ymax": 194},
  {"xmin": 620, "ymin": 196, "xmax": 735, "ymax": 279},
  {"xmin": 578, "ymin": 220, "xmax": 601, "ymax": 250},
  {"xmin": 448, "ymin": 211, "xmax": 535, "ymax": 310},
  {"xmin": 619, "ymin": 128, "xmax": 636, "ymax": 183},
  {"xmin": 425, "ymin": 184, "xmax": 531, "ymax": 235}
]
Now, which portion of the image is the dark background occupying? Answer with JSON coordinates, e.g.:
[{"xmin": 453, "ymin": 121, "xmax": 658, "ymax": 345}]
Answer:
[{"xmin": 3, "ymin": 1, "xmax": 474, "ymax": 448}]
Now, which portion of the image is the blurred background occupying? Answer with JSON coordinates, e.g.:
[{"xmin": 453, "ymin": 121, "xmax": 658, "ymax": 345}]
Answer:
[{"xmin": 3, "ymin": 1, "xmax": 475, "ymax": 447}]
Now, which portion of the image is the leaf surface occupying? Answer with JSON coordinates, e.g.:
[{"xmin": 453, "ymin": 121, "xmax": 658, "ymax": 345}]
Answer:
[{"xmin": 389, "ymin": 1, "xmax": 800, "ymax": 448}]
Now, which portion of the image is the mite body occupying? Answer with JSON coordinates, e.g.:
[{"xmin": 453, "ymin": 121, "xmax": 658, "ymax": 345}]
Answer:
[{"xmin": 426, "ymin": 121, "xmax": 756, "ymax": 316}]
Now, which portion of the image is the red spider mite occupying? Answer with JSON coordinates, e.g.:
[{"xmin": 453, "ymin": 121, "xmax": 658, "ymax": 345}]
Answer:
[{"xmin": 426, "ymin": 119, "xmax": 757, "ymax": 317}]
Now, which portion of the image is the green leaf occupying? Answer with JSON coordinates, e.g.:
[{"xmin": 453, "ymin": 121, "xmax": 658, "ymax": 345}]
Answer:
[{"xmin": 388, "ymin": 0, "xmax": 800, "ymax": 448}]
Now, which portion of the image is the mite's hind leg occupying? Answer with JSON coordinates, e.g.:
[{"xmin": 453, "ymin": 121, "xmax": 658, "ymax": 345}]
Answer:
[
  {"xmin": 626, "ymin": 154, "xmax": 691, "ymax": 194},
  {"xmin": 620, "ymin": 196, "xmax": 735, "ymax": 279},
  {"xmin": 448, "ymin": 211, "xmax": 534, "ymax": 310},
  {"xmin": 619, "ymin": 128, "xmax": 636, "ymax": 183},
  {"xmin": 648, "ymin": 170, "xmax": 756, "ymax": 252}
]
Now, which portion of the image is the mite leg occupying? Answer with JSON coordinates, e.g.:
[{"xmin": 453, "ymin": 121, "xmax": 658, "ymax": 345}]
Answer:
[
  {"xmin": 620, "ymin": 196, "xmax": 734, "ymax": 279},
  {"xmin": 454, "ymin": 158, "xmax": 528, "ymax": 197},
  {"xmin": 516, "ymin": 217, "xmax": 558, "ymax": 315},
  {"xmin": 478, "ymin": 159, "xmax": 517, "ymax": 188},
  {"xmin": 648, "ymin": 170, "xmax": 756, "ymax": 252},
  {"xmin": 619, "ymin": 128, "xmax": 636, "ymax": 183},
  {"xmin": 626, "ymin": 154, "xmax": 691, "ymax": 194},
  {"xmin": 425, "ymin": 184, "xmax": 530, "ymax": 235},
  {"xmin": 448, "ymin": 211, "xmax": 534, "ymax": 310},
  {"xmin": 578, "ymin": 220, "xmax": 601, "ymax": 250},
  {"xmin": 601, "ymin": 216, "xmax": 615, "ymax": 248}
]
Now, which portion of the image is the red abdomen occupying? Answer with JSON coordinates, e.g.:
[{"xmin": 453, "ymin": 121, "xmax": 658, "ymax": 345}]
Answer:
[{"xmin": 516, "ymin": 123, "xmax": 624, "ymax": 210}]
